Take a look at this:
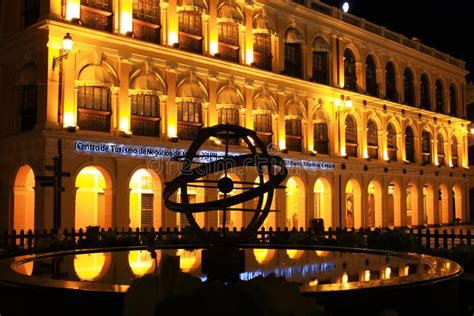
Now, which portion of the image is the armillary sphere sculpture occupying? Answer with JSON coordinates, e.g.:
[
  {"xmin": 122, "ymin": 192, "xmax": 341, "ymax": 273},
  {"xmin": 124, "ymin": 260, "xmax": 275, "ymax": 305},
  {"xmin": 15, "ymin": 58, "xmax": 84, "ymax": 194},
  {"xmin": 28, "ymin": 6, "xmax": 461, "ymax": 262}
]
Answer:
[{"xmin": 163, "ymin": 124, "xmax": 287, "ymax": 243}]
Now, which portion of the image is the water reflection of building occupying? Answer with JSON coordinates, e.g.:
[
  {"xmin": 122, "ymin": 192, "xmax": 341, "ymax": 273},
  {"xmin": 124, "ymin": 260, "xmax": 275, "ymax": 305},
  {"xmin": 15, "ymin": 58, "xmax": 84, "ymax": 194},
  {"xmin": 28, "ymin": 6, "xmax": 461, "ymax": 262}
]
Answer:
[{"xmin": 0, "ymin": 0, "xmax": 470, "ymax": 233}]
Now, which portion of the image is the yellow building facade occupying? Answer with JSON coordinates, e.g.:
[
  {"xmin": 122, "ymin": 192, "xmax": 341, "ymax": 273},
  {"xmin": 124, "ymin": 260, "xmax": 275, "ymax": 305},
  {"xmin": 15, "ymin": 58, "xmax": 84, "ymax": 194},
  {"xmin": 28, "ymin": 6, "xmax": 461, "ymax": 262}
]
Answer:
[{"xmin": 0, "ymin": 0, "xmax": 470, "ymax": 232}]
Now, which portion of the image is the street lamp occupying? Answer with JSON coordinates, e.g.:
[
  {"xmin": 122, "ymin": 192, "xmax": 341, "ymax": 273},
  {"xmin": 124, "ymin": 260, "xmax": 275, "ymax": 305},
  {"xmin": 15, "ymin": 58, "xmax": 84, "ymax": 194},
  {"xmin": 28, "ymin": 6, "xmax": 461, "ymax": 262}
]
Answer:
[{"xmin": 53, "ymin": 33, "xmax": 73, "ymax": 70}]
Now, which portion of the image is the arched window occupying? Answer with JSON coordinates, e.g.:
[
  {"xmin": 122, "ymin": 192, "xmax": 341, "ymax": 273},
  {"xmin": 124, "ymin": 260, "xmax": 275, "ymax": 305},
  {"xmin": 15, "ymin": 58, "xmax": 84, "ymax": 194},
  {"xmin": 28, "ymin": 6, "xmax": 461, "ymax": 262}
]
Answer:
[
  {"xmin": 365, "ymin": 55, "xmax": 378, "ymax": 97},
  {"xmin": 80, "ymin": 0, "xmax": 113, "ymax": 32},
  {"xmin": 421, "ymin": 130, "xmax": 431, "ymax": 164},
  {"xmin": 420, "ymin": 74, "xmax": 431, "ymax": 110},
  {"xmin": 385, "ymin": 62, "xmax": 397, "ymax": 102},
  {"xmin": 367, "ymin": 119, "xmax": 378, "ymax": 159},
  {"xmin": 403, "ymin": 68, "xmax": 415, "ymax": 106},
  {"xmin": 405, "ymin": 126, "xmax": 415, "ymax": 162},
  {"xmin": 217, "ymin": 86, "xmax": 243, "ymax": 144},
  {"xmin": 435, "ymin": 79, "xmax": 444, "ymax": 113},
  {"xmin": 344, "ymin": 49, "xmax": 357, "ymax": 92},
  {"xmin": 253, "ymin": 14, "xmax": 273, "ymax": 71},
  {"xmin": 17, "ymin": 63, "xmax": 38, "ymax": 131},
  {"xmin": 312, "ymin": 37, "xmax": 330, "ymax": 85},
  {"xmin": 284, "ymin": 28, "xmax": 303, "ymax": 78},
  {"xmin": 133, "ymin": 0, "xmax": 161, "ymax": 44},
  {"xmin": 437, "ymin": 133, "xmax": 445, "ymax": 166},
  {"xmin": 217, "ymin": 3, "xmax": 243, "ymax": 63},
  {"xmin": 253, "ymin": 93, "xmax": 276, "ymax": 146},
  {"xmin": 314, "ymin": 122, "xmax": 328, "ymax": 154},
  {"xmin": 387, "ymin": 123, "xmax": 397, "ymax": 161},
  {"xmin": 285, "ymin": 101, "xmax": 305, "ymax": 152},
  {"xmin": 449, "ymin": 84, "xmax": 457, "ymax": 117},
  {"xmin": 77, "ymin": 65, "xmax": 113, "ymax": 132},
  {"xmin": 345, "ymin": 115, "xmax": 357, "ymax": 157},
  {"xmin": 176, "ymin": 78, "xmax": 206, "ymax": 140},
  {"xmin": 451, "ymin": 136, "xmax": 458, "ymax": 167},
  {"xmin": 178, "ymin": 0, "xmax": 205, "ymax": 54},
  {"xmin": 130, "ymin": 73, "xmax": 164, "ymax": 137}
]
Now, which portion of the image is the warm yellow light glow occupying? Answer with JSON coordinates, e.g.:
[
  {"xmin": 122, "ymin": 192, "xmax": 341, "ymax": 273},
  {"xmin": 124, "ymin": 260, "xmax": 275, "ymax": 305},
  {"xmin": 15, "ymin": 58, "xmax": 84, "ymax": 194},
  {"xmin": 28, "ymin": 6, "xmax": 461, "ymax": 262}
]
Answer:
[
  {"xmin": 63, "ymin": 112, "xmax": 75, "ymax": 128},
  {"xmin": 309, "ymin": 279, "xmax": 318, "ymax": 287},
  {"xmin": 279, "ymin": 139, "xmax": 286, "ymax": 150},
  {"xmin": 340, "ymin": 146, "xmax": 346, "ymax": 156},
  {"xmin": 15, "ymin": 260, "xmax": 33, "ymax": 276},
  {"xmin": 120, "ymin": 13, "xmax": 133, "ymax": 34},
  {"xmin": 168, "ymin": 31, "xmax": 179, "ymax": 46},
  {"xmin": 246, "ymin": 49, "xmax": 254, "ymax": 65},
  {"xmin": 444, "ymin": 262, "xmax": 451, "ymax": 270},
  {"xmin": 345, "ymin": 97, "xmax": 352, "ymax": 108},
  {"xmin": 129, "ymin": 169, "xmax": 153, "ymax": 228},
  {"xmin": 363, "ymin": 270, "xmax": 371, "ymax": 282},
  {"xmin": 383, "ymin": 149, "xmax": 389, "ymax": 161},
  {"xmin": 286, "ymin": 249, "xmax": 303, "ymax": 260},
  {"xmin": 128, "ymin": 250, "xmax": 154, "ymax": 277},
  {"xmin": 341, "ymin": 272, "xmax": 349, "ymax": 284},
  {"xmin": 382, "ymin": 267, "xmax": 391, "ymax": 280},
  {"xmin": 470, "ymin": 128, "xmax": 474, "ymax": 135},
  {"xmin": 66, "ymin": 0, "xmax": 81, "ymax": 21},
  {"xmin": 449, "ymin": 160, "xmax": 454, "ymax": 167},
  {"xmin": 168, "ymin": 125, "xmax": 177, "ymax": 138},
  {"xmin": 308, "ymin": 144, "xmax": 314, "ymax": 152},
  {"xmin": 334, "ymin": 97, "xmax": 342, "ymax": 107},
  {"xmin": 315, "ymin": 250, "xmax": 329, "ymax": 257},
  {"xmin": 339, "ymin": 81, "xmax": 345, "ymax": 88},
  {"xmin": 120, "ymin": 117, "xmax": 130, "ymax": 133},
  {"xmin": 74, "ymin": 253, "xmax": 106, "ymax": 281},
  {"xmin": 363, "ymin": 148, "xmax": 369, "ymax": 159},
  {"xmin": 399, "ymin": 266, "xmax": 409, "ymax": 277},
  {"xmin": 210, "ymin": 40, "xmax": 219, "ymax": 56},
  {"xmin": 177, "ymin": 249, "xmax": 197, "ymax": 272},
  {"xmin": 434, "ymin": 156, "xmax": 439, "ymax": 166}
]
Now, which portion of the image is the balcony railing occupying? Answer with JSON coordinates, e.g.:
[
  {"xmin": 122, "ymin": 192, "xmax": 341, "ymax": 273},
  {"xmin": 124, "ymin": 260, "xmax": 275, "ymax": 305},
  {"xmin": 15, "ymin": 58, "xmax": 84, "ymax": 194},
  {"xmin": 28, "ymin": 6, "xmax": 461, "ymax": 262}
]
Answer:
[
  {"xmin": 387, "ymin": 148, "xmax": 397, "ymax": 161},
  {"xmin": 286, "ymin": 135, "xmax": 302, "ymax": 152},
  {"xmin": 368, "ymin": 146, "xmax": 378, "ymax": 159},
  {"xmin": 77, "ymin": 108, "xmax": 111, "ymax": 132},
  {"xmin": 80, "ymin": 5, "xmax": 113, "ymax": 32},
  {"xmin": 253, "ymin": 52, "xmax": 272, "ymax": 71},
  {"xmin": 346, "ymin": 143, "xmax": 358, "ymax": 157},
  {"xmin": 133, "ymin": 20, "xmax": 160, "ymax": 44},
  {"xmin": 178, "ymin": 121, "xmax": 202, "ymax": 140},
  {"xmin": 131, "ymin": 115, "xmax": 160, "ymax": 137}
]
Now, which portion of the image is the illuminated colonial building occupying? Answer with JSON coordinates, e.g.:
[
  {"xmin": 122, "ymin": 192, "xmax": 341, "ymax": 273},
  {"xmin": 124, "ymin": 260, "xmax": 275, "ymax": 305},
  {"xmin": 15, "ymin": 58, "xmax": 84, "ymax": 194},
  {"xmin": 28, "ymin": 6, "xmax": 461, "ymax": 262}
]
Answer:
[{"xmin": 0, "ymin": 0, "xmax": 470, "ymax": 232}]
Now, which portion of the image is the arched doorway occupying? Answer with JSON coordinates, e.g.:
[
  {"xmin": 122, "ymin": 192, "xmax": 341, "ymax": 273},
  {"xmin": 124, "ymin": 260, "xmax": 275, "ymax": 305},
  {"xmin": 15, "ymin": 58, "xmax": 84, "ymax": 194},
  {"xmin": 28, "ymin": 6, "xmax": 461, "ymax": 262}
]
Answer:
[
  {"xmin": 406, "ymin": 183, "xmax": 419, "ymax": 226},
  {"xmin": 453, "ymin": 184, "xmax": 463, "ymax": 222},
  {"xmin": 13, "ymin": 165, "xmax": 35, "ymax": 231},
  {"xmin": 367, "ymin": 180, "xmax": 382, "ymax": 228},
  {"xmin": 314, "ymin": 178, "xmax": 332, "ymax": 229},
  {"xmin": 129, "ymin": 168, "xmax": 162, "ymax": 229},
  {"xmin": 254, "ymin": 175, "xmax": 276, "ymax": 230},
  {"xmin": 345, "ymin": 179, "xmax": 361, "ymax": 228},
  {"xmin": 74, "ymin": 166, "xmax": 112, "ymax": 229},
  {"xmin": 388, "ymin": 182, "xmax": 402, "ymax": 227},
  {"xmin": 439, "ymin": 184, "xmax": 449, "ymax": 224},
  {"xmin": 286, "ymin": 177, "xmax": 306, "ymax": 229},
  {"xmin": 217, "ymin": 173, "xmax": 243, "ymax": 230},
  {"xmin": 423, "ymin": 184, "xmax": 435, "ymax": 225}
]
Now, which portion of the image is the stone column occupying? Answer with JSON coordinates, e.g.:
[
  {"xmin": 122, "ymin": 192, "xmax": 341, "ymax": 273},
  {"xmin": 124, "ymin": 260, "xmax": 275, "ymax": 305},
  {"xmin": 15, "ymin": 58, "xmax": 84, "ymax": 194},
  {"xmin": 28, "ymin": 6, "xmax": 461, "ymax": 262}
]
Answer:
[
  {"xmin": 277, "ymin": 91, "xmax": 286, "ymax": 149},
  {"xmin": 118, "ymin": 57, "xmax": 131, "ymax": 133},
  {"xmin": 244, "ymin": 81, "xmax": 254, "ymax": 129},
  {"xmin": 165, "ymin": 63, "xmax": 177, "ymax": 138},
  {"xmin": 244, "ymin": 5, "xmax": 254, "ymax": 65},
  {"xmin": 307, "ymin": 97, "xmax": 316, "ymax": 152},
  {"xmin": 62, "ymin": 51, "xmax": 77, "ymax": 127},
  {"xmin": 115, "ymin": 159, "xmax": 131, "ymax": 229},
  {"xmin": 208, "ymin": 75, "xmax": 218, "ymax": 126}
]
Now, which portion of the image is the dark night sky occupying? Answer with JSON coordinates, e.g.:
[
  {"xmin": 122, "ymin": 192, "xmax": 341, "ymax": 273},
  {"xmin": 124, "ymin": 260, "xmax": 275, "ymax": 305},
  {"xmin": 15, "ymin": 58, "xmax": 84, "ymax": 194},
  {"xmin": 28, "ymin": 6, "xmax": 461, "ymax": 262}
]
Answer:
[{"xmin": 320, "ymin": 0, "xmax": 474, "ymax": 82}]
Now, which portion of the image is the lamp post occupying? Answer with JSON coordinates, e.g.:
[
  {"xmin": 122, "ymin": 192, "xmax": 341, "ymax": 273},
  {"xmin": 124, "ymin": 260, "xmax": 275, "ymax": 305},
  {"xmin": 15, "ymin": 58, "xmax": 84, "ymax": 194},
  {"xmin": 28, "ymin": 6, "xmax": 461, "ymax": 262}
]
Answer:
[
  {"xmin": 52, "ymin": 34, "xmax": 73, "ymax": 127},
  {"xmin": 335, "ymin": 94, "xmax": 352, "ymax": 228}
]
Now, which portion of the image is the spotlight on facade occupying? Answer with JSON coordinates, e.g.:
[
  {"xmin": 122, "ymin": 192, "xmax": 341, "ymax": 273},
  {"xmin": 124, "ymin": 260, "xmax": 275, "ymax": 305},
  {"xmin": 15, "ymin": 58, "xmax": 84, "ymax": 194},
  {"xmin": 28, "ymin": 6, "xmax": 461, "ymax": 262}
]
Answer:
[
  {"xmin": 342, "ymin": 2, "xmax": 350, "ymax": 13},
  {"xmin": 470, "ymin": 128, "xmax": 474, "ymax": 135}
]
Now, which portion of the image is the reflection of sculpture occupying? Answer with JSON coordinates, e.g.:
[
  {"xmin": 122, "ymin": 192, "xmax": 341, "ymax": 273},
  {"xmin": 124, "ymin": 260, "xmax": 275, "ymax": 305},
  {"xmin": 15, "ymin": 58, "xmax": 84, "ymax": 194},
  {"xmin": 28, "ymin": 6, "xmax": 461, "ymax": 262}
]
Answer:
[{"xmin": 163, "ymin": 124, "xmax": 287, "ymax": 243}]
